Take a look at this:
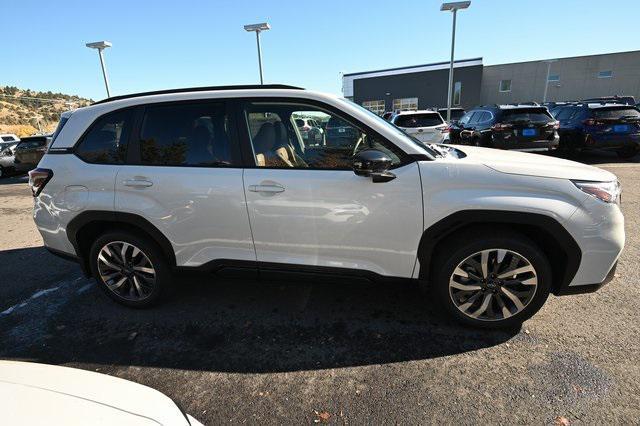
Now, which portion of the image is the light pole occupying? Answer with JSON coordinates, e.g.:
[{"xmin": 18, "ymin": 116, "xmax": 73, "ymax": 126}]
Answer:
[
  {"xmin": 86, "ymin": 41, "xmax": 112, "ymax": 98},
  {"xmin": 440, "ymin": 1, "xmax": 470, "ymax": 122},
  {"xmin": 244, "ymin": 23, "xmax": 271, "ymax": 84},
  {"xmin": 542, "ymin": 59, "xmax": 557, "ymax": 103}
]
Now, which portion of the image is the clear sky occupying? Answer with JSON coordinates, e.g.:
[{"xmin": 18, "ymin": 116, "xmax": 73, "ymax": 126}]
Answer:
[{"xmin": 3, "ymin": 0, "xmax": 640, "ymax": 101}]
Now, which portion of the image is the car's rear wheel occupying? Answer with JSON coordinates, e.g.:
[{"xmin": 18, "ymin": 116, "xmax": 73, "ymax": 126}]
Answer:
[
  {"xmin": 616, "ymin": 145, "xmax": 638, "ymax": 159},
  {"xmin": 430, "ymin": 229, "xmax": 551, "ymax": 329},
  {"xmin": 89, "ymin": 231, "xmax": 172, "ymax": 307},
  {"xmin": 0, "ymin": 166, "xmax": 4, "ymax": 178}
]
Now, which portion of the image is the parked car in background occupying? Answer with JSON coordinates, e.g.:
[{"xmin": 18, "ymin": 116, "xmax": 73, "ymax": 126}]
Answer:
[
  {"xmin": 0, "ymin": 140, "xmax": 20, "ymax": 178},
  {"xmin": 551, "ymin": 103, "xmax": 640, "ymax": 158},
  {"xmin": 0, "ymin": 361, "xmax": 203, "ymax": 425},
  {"xmin": 390, "ymin": 110, "xmax": 449, "ymax": 144},
  {"xmin": 449, "ymin": 104, "xmax": 559, "ymax": 152},
  {"xmin": 437, "ymin": 107, "xmax": 466, "ymax": 123},
  {"xmin": 13, "ymin": 135, "xmax": 50, "ymax": 172},
  {"xmin": 325, "ymin": 115, "xmax": 360, "ymax": 147},
  {"xmin": 294, "ymin": 117, "xmax": 325, "ymax": 146},
  {"xmin": 31, "ymin": 85, "xmax": 624, "ymax": 328},
  {"xmin": 0, "ymin": 133, "xmax": 19, "ymax": 144},
  {"xmin": 582, "ymin": 95, "xmax": 636, "ymax": 106}
]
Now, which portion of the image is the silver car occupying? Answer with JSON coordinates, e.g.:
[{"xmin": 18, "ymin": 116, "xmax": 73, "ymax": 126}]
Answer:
[{"xmin": 0, "ymin": 141, "xmax": 20, "ymax": 178}]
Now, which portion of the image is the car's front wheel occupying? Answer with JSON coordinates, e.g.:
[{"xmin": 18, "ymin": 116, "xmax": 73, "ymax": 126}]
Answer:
[
  {"xmin": 89, "ymin": 231, "xmax": 172, "ymax": 307},
  {"xmin": 431, "ymin": 229, "xmax": 551, "ymax": 328}
]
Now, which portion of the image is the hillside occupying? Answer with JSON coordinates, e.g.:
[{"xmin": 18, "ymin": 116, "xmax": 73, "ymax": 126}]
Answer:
[{"xmin": 0, "ymin": 86, "xmax": 93, "ymax": 137}]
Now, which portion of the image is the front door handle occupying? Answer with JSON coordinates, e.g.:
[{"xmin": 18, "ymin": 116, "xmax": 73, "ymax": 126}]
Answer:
[
  {"xmin": 248, "ymin": 184, "xmax": 285, "ymax": 193},
  {"xmin": 123, "ymin": 179, "xmax": 153, "ymax": 188}
]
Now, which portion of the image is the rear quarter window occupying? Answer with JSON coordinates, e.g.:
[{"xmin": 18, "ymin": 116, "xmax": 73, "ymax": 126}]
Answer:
[{"xmin": 75, "ymin": 109, "xmax": 133, "ymax": 164}]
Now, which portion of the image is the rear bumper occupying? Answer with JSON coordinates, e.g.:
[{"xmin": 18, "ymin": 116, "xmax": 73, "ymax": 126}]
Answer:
[
  {"xmin": 491, "ymin": 133, "xmax": 560, "ymax": 151},
  {"xmin": 45, "ymin": 246, "xmax": 91, "ymax": 277},
  {"xmin": 583, "ymin": 133, "xmax": 640, "ymax": 149},
  {"xmin": 555, "ymin": 261, "xmax": 617, "ymax": 296}
]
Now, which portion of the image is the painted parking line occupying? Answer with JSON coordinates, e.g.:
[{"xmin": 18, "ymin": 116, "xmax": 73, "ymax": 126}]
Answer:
[{"xmin": 1, "ymin": 277, "xmax": 87, "ymax": 317}]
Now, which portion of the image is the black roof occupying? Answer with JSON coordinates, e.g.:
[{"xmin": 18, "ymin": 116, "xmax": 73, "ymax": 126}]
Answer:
[{"xmin": 92, "ymin": 84, "xmax": 304, "ymax": 105}]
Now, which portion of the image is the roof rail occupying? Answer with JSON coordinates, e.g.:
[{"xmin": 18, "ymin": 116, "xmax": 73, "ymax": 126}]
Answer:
[{"xmin": 92, "ymin": 84, "xmax": 305, "ymax": 105}]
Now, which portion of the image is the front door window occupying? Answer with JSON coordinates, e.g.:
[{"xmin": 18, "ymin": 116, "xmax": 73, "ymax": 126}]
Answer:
[{"xmin": 243, "ymin": 102, "xmax": 403, "ymax": 170}]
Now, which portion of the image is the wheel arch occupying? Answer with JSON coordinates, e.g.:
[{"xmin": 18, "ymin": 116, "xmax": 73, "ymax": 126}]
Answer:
[
  {"xmin": 418, "ymin": 210, "xmax": 582, "ymax": 295},
  {"xmin": 66, "ymin": 211, "xmax": 176, "ymax": 276}
]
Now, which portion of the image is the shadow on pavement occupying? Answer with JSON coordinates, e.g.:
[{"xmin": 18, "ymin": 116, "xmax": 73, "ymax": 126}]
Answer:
[
  {"xmin": 0, "ymin": 249, "xmax": 516, "ymax": 373},
  {"xmin": 0, "ymin": 174, "xmax": 28, "ymax": 185}
]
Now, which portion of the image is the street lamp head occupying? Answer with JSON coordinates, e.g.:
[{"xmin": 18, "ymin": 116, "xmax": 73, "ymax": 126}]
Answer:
[
  {"xmin": 440, "ymin": 1, "xmax": 471, "ymax": 11},
  {"xmin": 244, "ymin": 23, "xmax": 270, "ymax": 32},
  {"xmin": 86, "ymin": 41, "xmax": 112, "ymax": 50}
]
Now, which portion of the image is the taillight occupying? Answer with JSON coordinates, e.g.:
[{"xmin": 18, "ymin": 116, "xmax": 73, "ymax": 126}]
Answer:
[
  {"xmin": 491, "ymin": 123, "xmax": 513, "ymax": 131},
  {"xmin": 549, "ymin": 121, "xmax": 560, "ymax": 130},
  {"xmin": 583, "ymin": 118, "xmax": 598, "ymax": 126},
  {"xmin": 440, "ymin": 126, "xmax": 450, "ymax": 134},
  {"xmin": 28, "ymin": 168, "xmax": 53, "ymax": 197}
]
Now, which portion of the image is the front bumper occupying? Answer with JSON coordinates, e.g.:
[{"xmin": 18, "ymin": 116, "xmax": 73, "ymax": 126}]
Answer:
[{"xmin": 555, "ymin": 261, "xmax": 617, "ymax": 295}]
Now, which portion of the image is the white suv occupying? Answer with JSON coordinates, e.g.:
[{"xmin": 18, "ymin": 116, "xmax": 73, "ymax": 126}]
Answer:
[
  {"xmin": 30, "ymin": 85, "xmax": 624, "ymax": 328},
  {"xmin": 390, "ymin": 110, "xmax": 449, "ymax": 145}
]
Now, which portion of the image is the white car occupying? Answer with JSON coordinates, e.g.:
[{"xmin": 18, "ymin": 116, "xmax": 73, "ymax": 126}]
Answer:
[
  {"xmin": 390, "ymin": 110, "xmax": 449, "ymax": 144},
  {"xmin": 0, "ymin": 361, "xmax": 203, "ymax": 425},
  {"xmin": 0, "ymin": 133, "xmax": 20, "ymax": 143},
  {"xmin": 30, "ymin": 84, "xmax": 624, "ymax": 328}
]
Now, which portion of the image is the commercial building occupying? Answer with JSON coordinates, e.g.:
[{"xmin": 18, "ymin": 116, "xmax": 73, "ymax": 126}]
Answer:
[{"xmin": 342, "ymin": 50, "xmax": 640, "ymax": 114}]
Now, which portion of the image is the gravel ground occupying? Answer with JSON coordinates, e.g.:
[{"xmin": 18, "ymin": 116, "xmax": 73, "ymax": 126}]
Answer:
[{"xmin": 0, "ymin": 151, "xmax": 639, "ymax": 425}]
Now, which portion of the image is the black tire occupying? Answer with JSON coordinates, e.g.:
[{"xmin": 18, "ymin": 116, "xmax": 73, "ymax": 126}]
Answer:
[
  {"xmin": 89, "ymin": 230, "xmax": 173, "ymax": 308},
  {"xmin": 0, "ymin": 166, "xmax": 4, "ymax": 179},
  {"xmin": 429, "ymin": 228, "xmax": 552, "ymax": 329},
  {"xmin": 616, "ymin": 146, "xmax": 638, "ymax": 159}
]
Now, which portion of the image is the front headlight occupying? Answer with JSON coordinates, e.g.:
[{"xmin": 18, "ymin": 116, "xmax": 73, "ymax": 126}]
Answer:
[{"xmin": 572, "ymin": 180, "xmax": 621, "ymax": 204}]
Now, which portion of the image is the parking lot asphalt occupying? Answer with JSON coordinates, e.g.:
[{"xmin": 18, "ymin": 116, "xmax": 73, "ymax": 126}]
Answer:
[{"xmin": 1, "ymin": 151, "xmax": 639, "ymax": 425}]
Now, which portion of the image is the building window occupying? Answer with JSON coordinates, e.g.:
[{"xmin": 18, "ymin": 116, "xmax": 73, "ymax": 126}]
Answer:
[
  {"xmin": 499, "ymin": 80, "xmax": 511, "ymax": 92},
  {"xmin": 548, "ymin": 74, "xmax": 560, "ymax": 82},
  {"xmin": 598, "ymin": 70, "xmax": 613, "ymax": 78},
  {"xmin": 362, "ymin": 100, "xmax": 386, "ymax": 116},
  {"xmin": 453, "ymin": 81, "xmax": 462, "ymax": 106},
  {"xmin": 392, "ymin": 97, "xmax": 418, "ymax": 111}
]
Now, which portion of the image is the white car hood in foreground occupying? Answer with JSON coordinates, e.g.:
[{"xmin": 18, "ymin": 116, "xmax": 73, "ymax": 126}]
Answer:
[
  {"xmin": 0, "ymin": 361, "xmax": 199, "ymax": 425},
  {"xmin": 453, "ymin": 145, "xmax": 616, "ymax": 181}
]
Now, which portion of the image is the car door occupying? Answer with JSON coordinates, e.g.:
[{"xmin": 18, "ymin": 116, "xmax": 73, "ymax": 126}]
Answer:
[
  {"xmin": 238, "ymin": 99, "xmax": 424, "ymax": 278},
  {"xmin": 115, "ymin": 100, "xmax": 255, "ymax": 268}
]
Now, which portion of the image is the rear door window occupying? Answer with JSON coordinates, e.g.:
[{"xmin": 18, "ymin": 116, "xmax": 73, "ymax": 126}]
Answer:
[
  {"xmin": 139, "ymin": 102, "xmax": 237, "ymax": 167},
  {"xmin": 76, "ymin": 108, "xmax": 133, "ymax": 164}
]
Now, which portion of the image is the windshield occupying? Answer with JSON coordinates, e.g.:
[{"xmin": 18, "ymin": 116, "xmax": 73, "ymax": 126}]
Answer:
[{"xmin": 338, "ymin": 98, "xmax": 439, "ymax": 158}]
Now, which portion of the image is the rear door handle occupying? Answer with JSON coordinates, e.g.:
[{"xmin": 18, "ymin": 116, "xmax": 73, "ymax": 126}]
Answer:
[
  {"xmin": 248, "ymin": 184, "xmax": 285, "ymax": 193},
  {"xmin": 123, "ymin": 179, "xmax": 153, "ymax": 188}
]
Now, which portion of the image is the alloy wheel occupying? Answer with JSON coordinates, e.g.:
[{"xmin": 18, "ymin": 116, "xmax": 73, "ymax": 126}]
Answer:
[
  {"xmin": 97, "ymin": 241, "xmax": 156, "ymax": 301},
  {"xmin": 449, "ymin": 248, "xmax": 538, "ymax": 322}
]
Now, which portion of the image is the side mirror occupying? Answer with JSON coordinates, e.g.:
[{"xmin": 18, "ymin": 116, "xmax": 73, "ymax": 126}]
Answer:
[{"xmin": 353, "ymin": 149, "xmax": 396, "ymax": 183}]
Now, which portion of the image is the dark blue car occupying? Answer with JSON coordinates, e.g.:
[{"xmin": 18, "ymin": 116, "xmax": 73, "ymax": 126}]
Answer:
[{"xmin": 550, "ymin": 103, "xmax": 640, "ymax": 158}]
